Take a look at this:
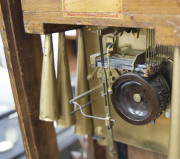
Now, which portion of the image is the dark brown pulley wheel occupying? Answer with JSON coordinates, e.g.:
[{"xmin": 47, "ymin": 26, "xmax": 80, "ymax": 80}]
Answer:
[{"xmin": 111, "ymin": 73, "xmax": 170, "ymax": 125}]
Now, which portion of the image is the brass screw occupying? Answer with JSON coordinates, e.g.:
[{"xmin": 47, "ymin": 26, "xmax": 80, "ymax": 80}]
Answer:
[{"xmin": 133, "ymin": 94, "xmax": 142, "ymax": 103}]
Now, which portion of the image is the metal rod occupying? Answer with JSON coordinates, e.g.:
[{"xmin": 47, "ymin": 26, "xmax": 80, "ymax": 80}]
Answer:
[
  {"xmin": 153, "ymin": 29, "xmax": 155, "ymax": 65},
  {"xmin": 150, "ymin": 29, "xmax": 153, "ymax": 66},
  {"xmin": 69, "ymin": 101, "xmax": 91, "ymax": 115},
  {"xmin": 160, "ymin": 45, "xmax": 161, "ymax": 62},
  {"xmin": 87, "ymin": 67, "xmax": 99, "ymax": 80},
  {"xmin": 159, "ymin": 45, "xmax": 160, "ymax": 62},
  {"xmin": 146, "ymin": 29, "xmax": 148, "ymax": 64},
  {"xmin": 69, "ymin": 84, "xmax": 102, "ymax": 104},
  {"xmin": 107, "ymin": 42, "xmax": 115, "ymax": 93},
  {"xmin": 148, "ymin": 29, "xmax": 150, "ymax": 64},
  {"xmin": 92, "ymin": 135, "xmax": 105, "ymax": 140},
  {"xmin": 162, "ymin": 45, "xmax": 163, "ymax": 62},
  {"xmin": 98, "ymin": 31, "xmax": 104, "ymax": 67},
  {"xmin": 69, "ymin": 95, "xmax": 103, "ymax": 115},
  {"xmin": 154, "ymin": 30, "xmax": 157, "ymax": 65},
  {"xmin": 73, "ymin": 101, "xmax": 116, "ymax": 122},
  {"xmin": 150, "ymin": 29, "xmax": 151, "ymax": 64},
  {"xmin": 98, "ymin": 29, "xmax": 116, "ymax": 157}
]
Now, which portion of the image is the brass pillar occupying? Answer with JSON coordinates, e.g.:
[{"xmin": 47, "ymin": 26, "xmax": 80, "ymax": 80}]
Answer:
[{"xmin": 168, "ymin": 47, "xmax": 180, "ymax": 159}]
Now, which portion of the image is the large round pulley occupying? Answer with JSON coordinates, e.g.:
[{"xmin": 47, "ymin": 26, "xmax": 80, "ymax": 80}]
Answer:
[{"xmin": 111, "ymin": 73, "xmax": 170, "ymax": 125}]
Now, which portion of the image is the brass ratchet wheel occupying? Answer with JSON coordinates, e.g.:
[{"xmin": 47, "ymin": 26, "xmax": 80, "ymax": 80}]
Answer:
[{"xmin": 111, "ymin": 73, "xmax": 170, "ymax": 125}]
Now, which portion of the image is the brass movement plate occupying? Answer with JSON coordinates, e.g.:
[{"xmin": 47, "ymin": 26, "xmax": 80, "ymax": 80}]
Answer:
[
  {"xmin": 62, "ymin": 0, "xmax": 123, "ymax": 19},
  {"xmin": 84, "ymin": 27, "xmax": 170, "ymax": 155}
]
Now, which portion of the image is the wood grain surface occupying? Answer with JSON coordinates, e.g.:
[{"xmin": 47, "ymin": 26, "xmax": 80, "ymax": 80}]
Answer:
[
  {"xmin": 20, "ymin": 0, "xmax": 180, "ymax": 46},
  {"xmin": 0, "ymin": 0, "xmax": 60, "ymax": 158}
]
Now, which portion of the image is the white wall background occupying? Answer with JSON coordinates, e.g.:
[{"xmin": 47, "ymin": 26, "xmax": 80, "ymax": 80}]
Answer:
[
  {"xmin": 0, "ymin": 30, "xmax": 76, "ymax": 110},
  {"xmin": 0, "ymin": 34, "xmax": 14, "ymax": 108}
]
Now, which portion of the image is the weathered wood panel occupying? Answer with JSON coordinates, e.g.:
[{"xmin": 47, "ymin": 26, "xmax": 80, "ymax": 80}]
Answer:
[
  {"xmin": 0, "ymin": 0, "xmax": 60, "ymax": 158},
  {"xmin": 21, "ymin": 0, "xmax": 180, "ymax": 46},
  {"xmin": 21, "ymin": 0, "xmax": 180, "ymax": 15}
]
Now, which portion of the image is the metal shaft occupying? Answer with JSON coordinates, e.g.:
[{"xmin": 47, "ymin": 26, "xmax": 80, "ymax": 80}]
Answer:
[
  {"xmin": 69, "ymin": 84, "xmax": 102, "ymax": 104},
  {"xmin": 98, "ymin": 30, "xmax": 116, "ymax": 157}
]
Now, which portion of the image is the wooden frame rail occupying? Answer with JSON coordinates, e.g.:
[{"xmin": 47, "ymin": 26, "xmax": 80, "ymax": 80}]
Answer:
[{"xmin": 0, "ymin": 0, "xmax": 59, "ymax": 158}]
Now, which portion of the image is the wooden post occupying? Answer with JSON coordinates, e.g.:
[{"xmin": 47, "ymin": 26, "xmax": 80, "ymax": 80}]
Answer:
[{"xmin": 0, "ymin": 0, "xmax": 59, "ymax": 159}]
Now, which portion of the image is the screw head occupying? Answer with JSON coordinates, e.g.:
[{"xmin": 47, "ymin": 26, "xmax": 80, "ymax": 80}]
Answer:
[
  {"xmin": 165, "ymin": 110, "xmax": 171, "ymax": 118},
  {"xmin": 133, "ymin": 94, "xmax": 142, "ymax": 103}
]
